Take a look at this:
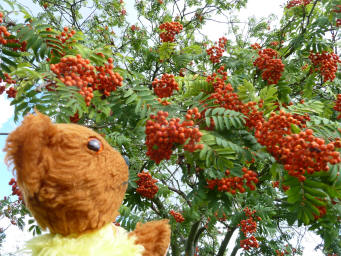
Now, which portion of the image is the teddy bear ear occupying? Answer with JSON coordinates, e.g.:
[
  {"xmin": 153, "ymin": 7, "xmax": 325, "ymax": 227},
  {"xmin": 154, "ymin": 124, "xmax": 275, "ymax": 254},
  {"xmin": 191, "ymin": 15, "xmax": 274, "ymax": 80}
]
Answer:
[{"xmin": 4, "ymin": 111, "xmax": 57, "ymax": 194}]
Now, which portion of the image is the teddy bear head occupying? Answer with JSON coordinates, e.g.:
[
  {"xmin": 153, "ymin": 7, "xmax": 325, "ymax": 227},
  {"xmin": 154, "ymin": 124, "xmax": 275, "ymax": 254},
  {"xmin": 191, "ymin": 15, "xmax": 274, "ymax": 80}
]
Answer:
[{"xmin": 5, "ymin": 112, "xmax": 128, "ymax": 236}]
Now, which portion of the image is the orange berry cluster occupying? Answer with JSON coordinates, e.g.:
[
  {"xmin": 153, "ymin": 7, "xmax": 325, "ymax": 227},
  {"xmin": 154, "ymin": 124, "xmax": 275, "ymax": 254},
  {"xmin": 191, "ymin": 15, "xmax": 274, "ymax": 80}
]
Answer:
[
  {"xmin": 157, "ymin": 98, "xmax": 171, "ymax": 105},
  {"xmin": 69, "ymin": 112, "xmax": 80, "ymax": 123},
  {"xmin": 272, "ymin": 181, "xmax": 290, "ymax": 191},
  {"xmin": 145, "ymin": 110, "xmax": 203, "ymax": 164},
  {"xmin": 286, "ymin": 0, "xmax": 311, "ymax": 9},
  {"xmin": 6, "ymin": 87, "xmax": 17, "ymax": 98},
  {"xmin": 53, "ymin": 27, "xmax": 76, "ymax": 44},
  {"xmin": 207, "ymin": 168, "xmax": 258, "ymax": 194},
  {"xmin": 251, "ymin": 43, "xmax": 261, "ymax": 50},
  {"xmin": 152, "ymin": 73, "xmax": 179, "ymax": 98},
  {"xmin": 45, "ymin": 27, "xmax": 76, "ymax": 59},
  {"xmin": 333, "ymin": 5, "xmax": 341, "ymax": 13},
  {"xmin": 337, "ymin": 19, "xmax": 341, "ymax": 27},
  {"xmin": 0, "ymin": 73, "xmax": 17, "ymax": 98},
  {"xmin": 179, "ymin": 68, "xmax": 186, "ymax": 77},
  {"xmin": 292, "ymin": 113, "xmax": 310, "ymax": 127},
  {"xmin": 136, "ymin": 172, "xmax": 159, "ymax": 199},
  {"xmin": 50, "ymin": 55, "xmax": 123, "ymax": 106},
  {"xmin": 270, "ymin": 41, "xmax": 279, "ymax": 46},
  {"xmin": 130, "ymin": 25, "xmax": 140, "ymax": 31},
  {"xmin": 253, "ymin": 48, "xmax": 284, "ymax": 85},
  {"xmin": 194, "ymin": 246, "xmax": 199, "ymax": 256},
  {"xmin": 0, "ymin": 13, "xmax": 11, "ymax": 45},
  {"xmin": 275, "ymin": 249, "xmax": 290, "ymax": 256},
  {"xmin": 9, "ymin": 178, "xmax": 23, "ymax": 202},
  {"xmin": 255, "ymin": 111, "xmax": 341, "ymax": 181},
  {"xmin": 214, "ymin": 211, "xmax": 228, "ymax": 221},
  {"xmin": 239, "ymin": 207, "xmax": 261, "ymax": 251},
  {"xmin": 159, "ymin": 21, "xmax": 183, "ymax": 42},
  {"xmin": 206, "ymin": 37, "xmax": 227, "ymax": 64},
  {"xmin": 0, "ymin": 12, "xmax": 27, "ymax": 51},
  {"xmin": 7, "ymin": 38, "xmax": 27, "ymax": 52},
  {"xmin": 309, "ymin": 51, "xmax": 340, "ymax": 82},
  {"xmin": 205, "ymin": 66, "xmax": 264, "ymax": 130},
  {"xmin": 218, "ymin": 37, "xmax": 228, "ymax": 48},
  {"xmin": 169, "ymin": 210, "xmax": 185, "ymax": 223},
  {"xmin": 333, "ymin": 94, "xmax": 341, "ymax": 119}
]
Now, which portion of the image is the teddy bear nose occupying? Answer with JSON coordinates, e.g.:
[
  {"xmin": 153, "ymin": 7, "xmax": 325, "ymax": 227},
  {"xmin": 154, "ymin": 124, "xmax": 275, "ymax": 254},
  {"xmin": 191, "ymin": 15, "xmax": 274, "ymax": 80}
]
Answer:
[{"xmin": 87, "ymin": 138, "xmax": 102, "ymax": 152}]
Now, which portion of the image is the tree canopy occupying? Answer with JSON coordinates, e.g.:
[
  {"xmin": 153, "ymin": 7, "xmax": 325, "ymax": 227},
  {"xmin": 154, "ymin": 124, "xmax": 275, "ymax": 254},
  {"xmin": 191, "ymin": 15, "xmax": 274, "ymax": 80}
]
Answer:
[{"xmin": 0, "ymin": 0, "xmax": 341, "ymax": 255}]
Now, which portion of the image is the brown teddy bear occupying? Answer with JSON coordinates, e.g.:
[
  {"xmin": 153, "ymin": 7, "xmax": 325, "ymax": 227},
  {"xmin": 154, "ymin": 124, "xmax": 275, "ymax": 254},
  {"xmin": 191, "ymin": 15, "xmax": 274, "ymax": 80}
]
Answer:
[{"xmin": 4, "ymin": 112, "xmax": 171, "ymax": 256}]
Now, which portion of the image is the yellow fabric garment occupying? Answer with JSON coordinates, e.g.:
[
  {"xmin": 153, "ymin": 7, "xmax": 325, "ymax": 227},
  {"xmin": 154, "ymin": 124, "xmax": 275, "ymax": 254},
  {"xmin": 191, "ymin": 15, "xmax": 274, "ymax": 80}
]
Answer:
[{"xmin": 20, "ymin": 224, "xmax": 145, "ymax": 256}]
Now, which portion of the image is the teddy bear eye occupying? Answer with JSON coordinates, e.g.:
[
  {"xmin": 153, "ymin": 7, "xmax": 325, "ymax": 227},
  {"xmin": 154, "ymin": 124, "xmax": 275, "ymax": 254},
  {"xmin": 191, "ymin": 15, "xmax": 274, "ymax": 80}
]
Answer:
[{"xmin": 87, "ymin": 138, "xmax": 102, "ymax": 153}]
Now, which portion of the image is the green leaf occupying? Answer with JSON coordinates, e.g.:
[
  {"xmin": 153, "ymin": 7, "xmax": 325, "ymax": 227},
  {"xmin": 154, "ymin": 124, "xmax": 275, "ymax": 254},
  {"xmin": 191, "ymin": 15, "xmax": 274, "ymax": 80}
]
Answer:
[
  {"xmin": 270, "ymin": 162, "xmax": 279, "ymax": 179},
  {"xmin": 135, "ymin": 98, "xmax": 142, "ymax": 114},
  {"xmin": 1, "ymin": 63, "xmax": 11, "ymax": 73},
  {"xmin": 159, "ymin": 42, "xmax": 177, "ymax": 60},
  {"xmin": 205, "ymin": 117, "xmax": 211, "ymax": 127},
  {"xmin": 237, "ymin": 79, "xmax": 258, "ymax": 102},
  {"xmin": 212, "ymin": 116, "xmax": 219, "ymax": 130},
  {"xmin": 199, "ymin": 145, "xmax": 209, "ymax": 160},
  {"xmin": 124, "ymin": 89, "xmax": 134, "ymax": 98},
  {"xmin": 259, "ymin": 85, "xmax": 277, "ymax": 103},
  {"xmin": 287, "ymin": 100, "xmax": 325, "ymax": 115},
  {"xmin": 287, "ymin": 193, "xmax": 301, "ymax": 204},
  {"xmin": 39, "ymin": 43, "xmax": 48, "ymax": 59},
  {"xmin": 302, "ymin": 211, "xmax": 310, "ymax": 225},
  {"xmin": 15, "ymin": 102, "xmax": 28, "ymax": 112},
  {"xmin": 304, "ymin": 193, "xmax": 326, "ymax": 206},
  {"xmin": 2, "ymin": 48, "xmax": 21, "ymax": 57},
  {"xmin": 217, "ymin": 116, "xmax": 224, "ymax": 130},
  {"xmin": 223, "ymin": 117, "xmax": 231, "ymax": 129},
  {"xmin": 126, "ymin": 93, "xmax": 138, "ymax": 104},
  {"xmin": 305, "ymin": 200, "xmax": 321, "ymax": 216},
  {"xmin": 290, "ymin": 123, "xmax": 301, "ymax": 134},
  {"xmin": 303, "ymin": 185, "xmax": 328, "ymax": 198},
  {"xmin": 206, "ymin": 150, "xmax": 213, "ymax": 167},
  {"xmin": 304, "ymin": 178, "xmax": 327, "ymax": 189},
  {"xmin": 1, "ymin": 56, "xmax": 17, "ymax": 67},
  {"xmin": 32, "ymin": 38, "xmax": 44, "ymax": 56}
]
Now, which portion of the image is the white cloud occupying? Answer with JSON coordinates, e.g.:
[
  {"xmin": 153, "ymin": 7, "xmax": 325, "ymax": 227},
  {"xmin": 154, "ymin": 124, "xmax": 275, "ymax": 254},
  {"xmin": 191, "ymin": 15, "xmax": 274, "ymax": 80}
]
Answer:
[{"xmin": 0, "ymin": 95, "xmax": 14, "ymax": 130}]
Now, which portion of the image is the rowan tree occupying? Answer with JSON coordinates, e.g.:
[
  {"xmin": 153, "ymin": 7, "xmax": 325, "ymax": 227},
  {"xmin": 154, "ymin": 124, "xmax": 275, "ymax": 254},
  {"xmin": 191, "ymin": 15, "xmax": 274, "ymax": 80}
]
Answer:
[{"xmin": 0, "ymin": 0, "xmax": 341, "ymax": 255}]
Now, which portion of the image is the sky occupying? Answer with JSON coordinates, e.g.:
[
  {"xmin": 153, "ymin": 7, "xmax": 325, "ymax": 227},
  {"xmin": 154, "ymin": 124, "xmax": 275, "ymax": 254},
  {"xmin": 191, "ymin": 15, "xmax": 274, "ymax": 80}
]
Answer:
[
  {"xmin": 0, "ymin": 0, "xmax": 325, "ymax": 255},
  {"xmin": 0, "ymin": 94, "xmax": 16, "ymax": 199}
]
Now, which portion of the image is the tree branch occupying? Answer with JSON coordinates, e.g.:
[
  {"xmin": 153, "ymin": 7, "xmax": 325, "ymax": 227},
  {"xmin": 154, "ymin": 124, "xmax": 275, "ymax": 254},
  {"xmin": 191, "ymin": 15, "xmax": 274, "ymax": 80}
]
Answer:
[
  {"xmin": 185, "ymin": 221, "xmax": 201, "ymax": 256},
  {"xmin": 216, "ymin": 226, "xmax": 238, "ymax": 256},
  {"xmin": 159, "ymin": 178, "xmax": 192, "ymax": 207},
  {"xmin": 151, "ymin": 197, "xmax": 168, "ymax": 218}
]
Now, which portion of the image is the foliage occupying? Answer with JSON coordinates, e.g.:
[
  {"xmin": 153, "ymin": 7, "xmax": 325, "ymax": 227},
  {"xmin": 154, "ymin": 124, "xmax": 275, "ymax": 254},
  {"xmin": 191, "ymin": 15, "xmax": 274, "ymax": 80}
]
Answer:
[{"xmin": 1, "ymin": 0, "xmax": 341, "ymax": 255}]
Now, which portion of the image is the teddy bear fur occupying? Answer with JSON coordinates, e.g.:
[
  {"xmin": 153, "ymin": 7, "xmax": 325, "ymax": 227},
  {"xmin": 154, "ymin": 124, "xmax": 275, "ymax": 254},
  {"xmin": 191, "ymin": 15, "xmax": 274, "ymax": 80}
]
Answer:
[{"xmin": 4, "ymin": 112, "xmax": 171, "ymax": 256}]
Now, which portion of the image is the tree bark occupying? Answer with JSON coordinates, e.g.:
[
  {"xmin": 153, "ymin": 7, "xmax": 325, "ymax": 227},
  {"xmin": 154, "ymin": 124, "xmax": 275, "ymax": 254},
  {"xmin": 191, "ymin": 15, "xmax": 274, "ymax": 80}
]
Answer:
[
  {"xmin": 185, "ymin": 221, "xmax": 201, "ymax": 256},
  {"xmin": 216, "ymin": 226, "xmax": 237, "ymax": 256}
]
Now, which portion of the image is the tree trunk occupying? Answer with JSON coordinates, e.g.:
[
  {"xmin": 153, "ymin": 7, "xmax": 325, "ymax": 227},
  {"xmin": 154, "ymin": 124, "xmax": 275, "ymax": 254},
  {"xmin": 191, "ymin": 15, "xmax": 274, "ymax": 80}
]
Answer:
[
  {"xmin": 216, "ymin": 226, "xmax": 237, "ymax": 256},
  {"xmin": 185, "ymin": 221, "xmax": 201, "ymax": 256}
]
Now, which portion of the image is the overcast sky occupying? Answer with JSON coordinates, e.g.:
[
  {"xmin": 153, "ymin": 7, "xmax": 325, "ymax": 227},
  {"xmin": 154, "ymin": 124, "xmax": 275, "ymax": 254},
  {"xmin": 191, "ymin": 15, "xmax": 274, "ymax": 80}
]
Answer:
[{"xmin": 0, "ymin": 0, "xmax": 324, "ymax": 255}]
